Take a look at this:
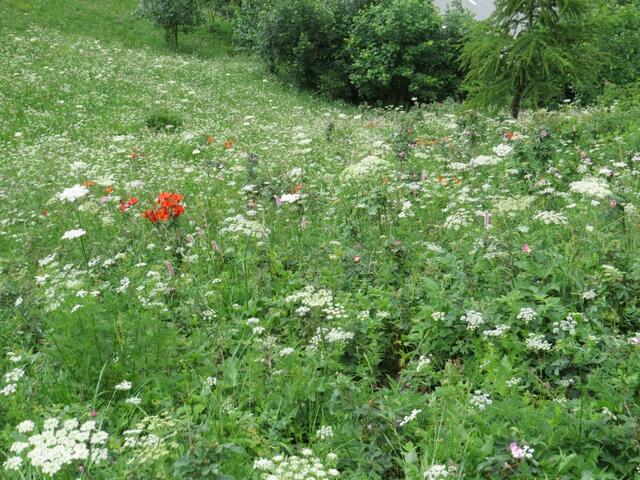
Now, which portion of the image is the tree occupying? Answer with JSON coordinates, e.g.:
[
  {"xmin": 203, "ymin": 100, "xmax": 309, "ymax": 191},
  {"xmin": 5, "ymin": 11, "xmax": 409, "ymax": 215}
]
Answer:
[
  {"xmin": 347, "ymin": 0, "xmax": 465, "ymax": 104},
  {"xmin": 461, "ymin": 0, "xmax": 596, "ymax": 118},
  {"xmin": 138, "ymin": 0, "xmax": 203, "ymax": 50}
]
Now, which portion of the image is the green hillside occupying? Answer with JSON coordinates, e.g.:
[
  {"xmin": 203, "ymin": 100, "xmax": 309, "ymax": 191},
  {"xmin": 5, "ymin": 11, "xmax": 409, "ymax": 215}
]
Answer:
[{"xmin": 1, "ymin": 1, "xmax": 639, "ymax": 479}]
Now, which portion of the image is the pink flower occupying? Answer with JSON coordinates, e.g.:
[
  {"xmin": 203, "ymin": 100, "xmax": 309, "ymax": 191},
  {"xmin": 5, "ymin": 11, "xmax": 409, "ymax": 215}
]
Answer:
[
  {"xmin": 522, "ymin": 243, "xmax": 532, "ymax": 254},
  {"xmin": 353, "ymin": 256, "xmax": 361, "ymax": 263},
  {"xmin": 510, "ymin": 442, "xmax": 534, "ymax": 460},
  {"xmin": 510, "ymin": 442, "xmax": 524, "ymax": 459},
  {"xmin": 483, "ymin": 210, "xmax": 491, "ymax": 228},
  {"xmin": 274, "ymin": 195, "xmax": 283, "ymax": 207},
  {"xmin": 166, "ymin": 261, "xmax": 174, "ymax": 277}
]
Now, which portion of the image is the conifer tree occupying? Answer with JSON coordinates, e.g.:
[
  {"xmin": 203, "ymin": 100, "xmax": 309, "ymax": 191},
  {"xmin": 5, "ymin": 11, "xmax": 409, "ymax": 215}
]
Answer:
[{"xmin": 461, "ymin": 0, "xmax": 596, "ymax": 118}]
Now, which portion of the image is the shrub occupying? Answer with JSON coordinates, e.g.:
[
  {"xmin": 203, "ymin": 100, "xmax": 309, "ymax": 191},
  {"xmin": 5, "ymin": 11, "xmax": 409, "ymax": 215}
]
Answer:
[
  {"xmin": 137, "ymin": 0, "xmax": 203, "ymax": 50},
  {"xmin": 582, "ymin": 0, "xmax": 640, "ymax": 101},
  {"xmin": 255, "ymin": 0, "xmax": 345, "ymax": 94},
  {"xmin": 145, "ymin": 111, "xmax": 183, "ymax": 131},
  {"xmin": 347, "ymin": 0, "xmax": 465, "ymax": 104}
]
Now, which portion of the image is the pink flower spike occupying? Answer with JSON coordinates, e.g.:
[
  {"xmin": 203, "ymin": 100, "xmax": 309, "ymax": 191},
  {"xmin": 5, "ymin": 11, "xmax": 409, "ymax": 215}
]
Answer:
[
  {"xmin": 274, "ymin": 195, "xmax": 282, "ymax": 207},
  {"xmin": 483, "ymin": 210, "xmax": 491, "ymax": 227},
  {"xmin": 522, "ymin": 243, "xmax": 532, "ymax": 254},
  {"xmin": 166, "ymin": 260, "xmax": 174, "ymax": 277}
]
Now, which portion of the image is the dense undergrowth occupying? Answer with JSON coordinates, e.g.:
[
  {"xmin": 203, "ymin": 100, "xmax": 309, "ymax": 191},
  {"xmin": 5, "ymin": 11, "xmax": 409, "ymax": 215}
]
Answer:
[{"xmin": 1, "ymin": 1, "xmax": 640, "ymax": 479}]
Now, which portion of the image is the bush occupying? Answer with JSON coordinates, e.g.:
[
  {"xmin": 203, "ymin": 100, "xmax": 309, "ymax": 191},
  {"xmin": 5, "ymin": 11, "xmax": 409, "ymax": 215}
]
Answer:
[
  {"xmin": 145, "ymin": 111, "xmax": 183, "ymax": 131},
  {"xmin": 137, "ymin": 0, "xmax": 203, "ymax": 50},
  {"xmin": 580, "ymin": 0, "xmax": 640, "ymax": 101},
  {"xmin": 347, "ymin": 0, "xmax": 466, "ymax": 104},
  {"xmin": 253, "ymin": 0, "xmax": 347, "ymax": 96}
]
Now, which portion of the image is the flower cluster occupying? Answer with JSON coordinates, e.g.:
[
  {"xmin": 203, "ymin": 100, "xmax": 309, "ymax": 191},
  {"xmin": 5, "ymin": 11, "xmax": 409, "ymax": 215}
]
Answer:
[
  {"xmin": 510, "ymin": 442, "xmax": 534, "ymax": 460},
  {"xmin": 1, "ymin": 361, "xmax": 25, "ymax": 396},
  {"xmin": 399, "ymin": 408, "xmax": 422, "ymax": 427},
  {"xmin": 469, "ymin": 390, "xmax": 492, "ymax": 411},
  {"xmin": 341, "ymin": 155, "xmax": 391, "ymax": 183},
  {"xmin": 533, "ymin": 211, "xmax": 569, "ymax": 225},
  {"xmin": 219, "ymin": 214, "xmax": 270, "ymax": 242},
  {"xmin": 308, "ymin": 327, "xmax": 354, "ymax": 351},
  {"xmin": 253, "ymin": 448, "xmax": 340, "ymax": 479},
  {"xmin": 460, "ymin": 310, "xmax": 484, "ymax": 331},
  {"xmin": 525, "ymin": 333, "xmax": 552, "ymax": 352},
  {"xmin": 3, "ymin": 417, "xmax": 108, "ymax": 476},
  {"xmin": 517, "ymin": 307, "xmax": 537, "ymax": 323},
  {"xmin": 142, "ymin": 192, "xmax": 185, "ymax": 223},
  {"xmin": 423, "ymin": 464, "xmax": 457, "ymax": 480},
  {"xmin": 122, "ymin": 413, "xmax": 178, "ymax": 465},
  {"xmin": 285, "ymin": 285, "xmax": 347, "ymax": 320},
  {"xmin": 57, "ymin": 184, "xmax": 89, "ymax": 202},
  {"xmin": 569, "ymin": 177, "xmax": 612, "ymax": 199},
  {"xmin": 119, "ymin": 196, "xmax": 138, "ymax": 213}
]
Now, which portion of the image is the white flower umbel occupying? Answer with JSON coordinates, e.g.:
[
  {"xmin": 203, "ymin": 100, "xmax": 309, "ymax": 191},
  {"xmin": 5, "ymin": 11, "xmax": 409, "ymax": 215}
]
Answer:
[
  {"xmin": 569, "ymin": 177, "xmax": 612, "ymax": 199},
  {"xmin": 61, "ymin": 228, "xmax": 86, "ymax": 240},
  {"xmin": 460, "ymin": 310, "xmax": 484, "ymax": 331},
  {"xmin": 469, "ymin": 390, "xmax": 492, "ymax": 411},
  {"xmin": 5, "ymin": 417, "xmax": 108, "ymax": 476},
  {"xmin": 253, "ymin": 448, "xmax": 339, "ymax": 479},
  {"xmin": 57, "ymin": 184, "xmax": 89, "ymax": 202}
]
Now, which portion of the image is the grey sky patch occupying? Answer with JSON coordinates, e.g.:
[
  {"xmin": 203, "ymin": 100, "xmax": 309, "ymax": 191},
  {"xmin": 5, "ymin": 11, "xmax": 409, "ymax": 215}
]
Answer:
[{"xmin": 434, "ymin": 0, "xmax": 494, "ymax": 20}]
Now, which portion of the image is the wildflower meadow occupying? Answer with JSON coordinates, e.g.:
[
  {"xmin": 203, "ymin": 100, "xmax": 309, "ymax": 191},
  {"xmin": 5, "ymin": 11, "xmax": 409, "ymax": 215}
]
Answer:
[{"xmin": 1, "ymin": 0, "xmax": 640, "ymax": 478}]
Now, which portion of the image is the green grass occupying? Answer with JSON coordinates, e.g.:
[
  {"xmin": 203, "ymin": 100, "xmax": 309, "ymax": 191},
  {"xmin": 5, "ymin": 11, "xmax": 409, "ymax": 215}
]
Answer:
[
  {"xmin": 2, "ymin": 0, "xmax": 234, "ymax": 57},
  {"xmin": 1, "ymin": 1, "xmax": 640, "ymax": 479}
]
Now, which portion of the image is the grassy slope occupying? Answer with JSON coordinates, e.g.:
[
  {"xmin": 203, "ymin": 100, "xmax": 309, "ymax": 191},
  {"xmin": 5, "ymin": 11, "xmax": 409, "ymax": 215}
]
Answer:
[
  {"xmin": 1, "ymin": 0, "xmax": 233, "ymax": 57},
  {"xmin": 1, "ymin": 1, "xmax": 640, "ymax": 479}
]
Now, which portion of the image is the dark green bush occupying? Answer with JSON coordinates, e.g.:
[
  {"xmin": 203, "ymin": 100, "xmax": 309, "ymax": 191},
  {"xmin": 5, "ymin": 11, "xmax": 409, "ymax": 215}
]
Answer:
[
  {"xmin": 585, "ymin": 0, "xmax": 640, "ymax": 100},
  {"xmin": 252, "ymin": 0, "xmax": 363, "ymax": 98},
  {"xmin": 347, "ymin": 0, "xmax": 469, "ymax": 104},
  {"xmin": 145, "ymin": 111, "xmax": 183, "ymax": 131}
]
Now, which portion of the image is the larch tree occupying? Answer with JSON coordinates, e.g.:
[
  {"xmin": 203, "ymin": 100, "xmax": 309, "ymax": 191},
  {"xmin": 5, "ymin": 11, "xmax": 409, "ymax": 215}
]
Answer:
[{"xmin": 461, "ymin": 0, "xmax": 596, "ymax": 119}]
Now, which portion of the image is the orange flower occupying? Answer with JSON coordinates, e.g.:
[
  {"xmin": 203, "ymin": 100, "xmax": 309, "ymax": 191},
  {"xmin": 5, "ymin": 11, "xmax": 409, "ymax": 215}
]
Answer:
[
  {"xmin": 207, "ymin": 135, "xmax": 215, "ymax": 145},
  {"xmin": 142, "ymin": 192, "xmax": 185, "ymax": 223},
  {"xmin": 224, "ymin": 140, "xmax": 234, "ymax": 149},
  {"xmin": 130, "ymin": 148, "xmax": 138, "ymax": 160},
  {"xmin": 142, "ymin": 209, "xmax": 158, "ymax": 223},
  {"xmin": 105, "ymin": 186, "xmax": 114, "ymax": 194},
  {"xmin": 438, "ymin": 175, "xmax": 449, "ymax": 186},
  {"xmin": 119, "ymin": 197, "xmax": 138, "ymax": 213},
  {"xmin": 291, "ymin": 183, "xmax": 304, "ymax": 194},
  {"xmin": 82, "ymin": 181, "xmax": 96, "ymax": 187}
]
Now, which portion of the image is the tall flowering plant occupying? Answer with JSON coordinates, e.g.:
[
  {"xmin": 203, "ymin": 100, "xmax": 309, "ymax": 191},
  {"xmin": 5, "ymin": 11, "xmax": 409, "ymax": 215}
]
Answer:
[{"xmin": 142, "ymin": 192, "xmax": 185, "ymax": 223}]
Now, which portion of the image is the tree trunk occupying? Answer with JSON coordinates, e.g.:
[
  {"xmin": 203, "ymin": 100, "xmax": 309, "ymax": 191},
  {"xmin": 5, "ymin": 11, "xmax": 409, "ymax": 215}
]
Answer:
[
  {"xmin": 511, "ymin": 79, "xmax": 525, "ymax": 119},
  {"xmin": 166, "ymin": 25, "xmax": 179, "ymax": 50}
]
